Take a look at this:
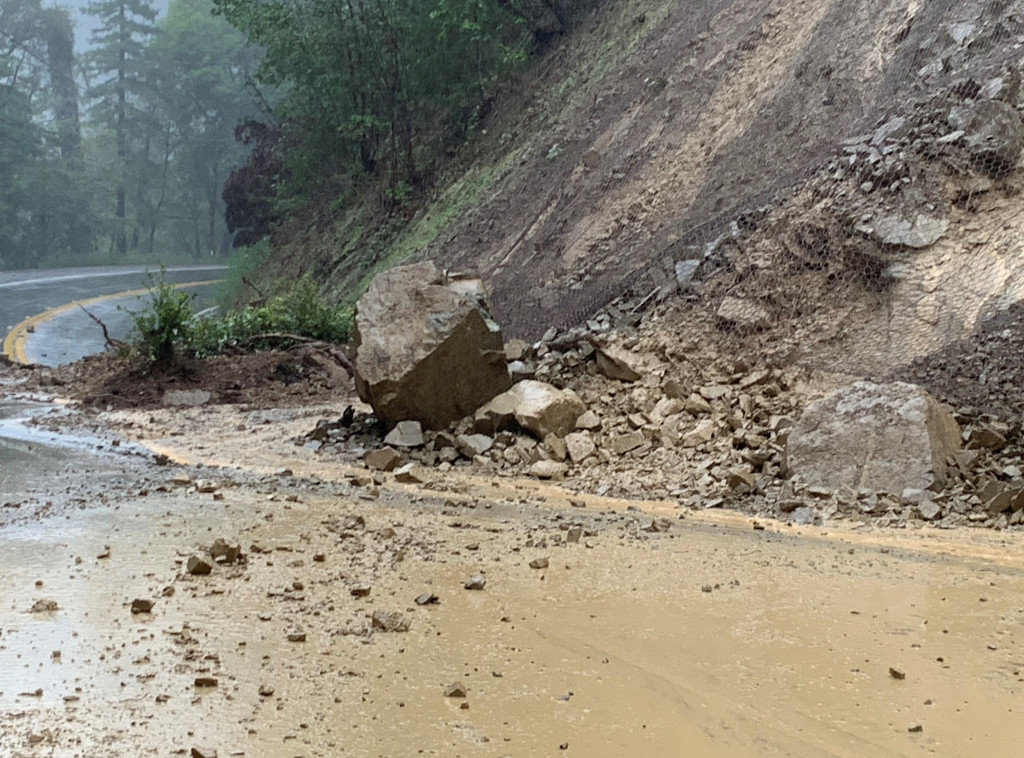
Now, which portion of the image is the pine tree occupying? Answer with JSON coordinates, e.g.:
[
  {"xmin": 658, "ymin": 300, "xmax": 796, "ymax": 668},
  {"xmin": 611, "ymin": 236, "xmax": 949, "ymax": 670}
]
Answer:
[{"xmin": 83, "ymin": 0, "xmax": 157, "ymax": 256}]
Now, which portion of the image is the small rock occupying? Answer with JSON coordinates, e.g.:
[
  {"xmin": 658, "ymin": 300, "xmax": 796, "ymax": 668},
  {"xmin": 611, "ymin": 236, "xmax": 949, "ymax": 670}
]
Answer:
[
  {"xmin": 443, "ymin": 682, "xmax": 467, "ymax": 698},
  {"xmin": 528, "ymin": 460, "xmax": 568, "ymax": 480},
  {"xmin": 415, "ymin": 593, "xmax": 440, "ymax": 605},
  {"xmin": 565, "ymin": 432, "xmax": 596, "ymax": 463},
  {"xmin": 287, "ymin": 630, "xmax": 307, "ymax": 642},
  {"xmin": 595, "ymin": 345, "xmax": 643, "ymax": 382},
  {"xmin": 210, "ymin": 539, "xmax": 240, "ymax": 564},
  {"xmin": 365, "ymin": 447, "xmax": 403, "ymax": 472},
  {"xmin": 575, "ymin": 410, "xmax": 602, "ymax": 431},
  {"xmin": 889, "ymin": 666, "xmax": 906, "ymax": 680},
  {"xmin": 371, "ymin": 610, "xmax": 411, "ymax": 632},
  {"xmin": 456, "ymin": 433, "xmax": 494, "ymax": 458},
  {"xmin": 29, "ymin": 599, "xmax": 58, "ymax": 613},
  {"xmin": 194, "ymin": 677, "xmax": 218, "ymax": 688},
  {"xmin": 908, "ymin": 724, "xmax": 923, "ymax": 733},
  {"xmin": 187, "ymin": 555, "xmax": 213, "ymax": 576},
  {"xmin": 350, "ymin": 586, "xmax": 372, "ymax": 598},
  {"xmin": 130, "ymin": 598, "xmax": 154, "ymax": 614},
  {"xmin": 393, "ymin": 463, "xmax": 424, "ymax": 484},
  {"xmin": 566, "ymin": 526, "xmax": 583, "ymax": 543},
  {"xmin": 384, "ymin": 420, "xmax": 425, "ymax": 448},
  {"xmin": 190, "ymin": 748, "xmax": 218, "ymax": 758},
  {"xmin": 258, "ymin": 684, "xmax": 275, "ymax": 697},
  {"xmin": 464, "ymin": 575, "xmax": 487, "ymax": 590},
  {"xmin": 608, "ymin": 431, "xmax": 646, "ymax": 455},
  {"xmin": 529, "ymin": 557, "xmax": 550, "ymax": 570},
  {"xmin": 717, "ymin": 297, "xmax": 771, "ymax": 331}
]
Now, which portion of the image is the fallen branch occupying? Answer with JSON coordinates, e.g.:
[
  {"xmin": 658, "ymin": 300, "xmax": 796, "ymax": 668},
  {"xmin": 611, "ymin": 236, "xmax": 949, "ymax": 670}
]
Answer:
[{"xmin": 79, "ymin": 305, "xmax": 128, "ymax": 351}]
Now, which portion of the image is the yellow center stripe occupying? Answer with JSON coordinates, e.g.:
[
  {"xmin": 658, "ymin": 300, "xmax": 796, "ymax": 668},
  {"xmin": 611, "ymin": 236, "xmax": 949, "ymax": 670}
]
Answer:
[{"xmin": 2, "ymin": 279, "xmax": 222, "ymax": 365}]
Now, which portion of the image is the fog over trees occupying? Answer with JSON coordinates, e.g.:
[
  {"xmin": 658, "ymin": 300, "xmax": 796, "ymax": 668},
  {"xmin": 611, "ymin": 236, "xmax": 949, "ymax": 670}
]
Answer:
[
  {"xmin": 1, "ymin": 0, "xmax": 588, "ymax": 270},
  {"xmin": 0, "ymin": 0, "xmax": 257, "ymax": 268}
]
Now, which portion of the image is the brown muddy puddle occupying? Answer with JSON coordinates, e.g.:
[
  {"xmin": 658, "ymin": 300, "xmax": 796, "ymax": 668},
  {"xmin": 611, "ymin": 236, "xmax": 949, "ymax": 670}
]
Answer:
[{"xmin": 2, "ymin": 475, "xmax": 1024, "ymax": 757}]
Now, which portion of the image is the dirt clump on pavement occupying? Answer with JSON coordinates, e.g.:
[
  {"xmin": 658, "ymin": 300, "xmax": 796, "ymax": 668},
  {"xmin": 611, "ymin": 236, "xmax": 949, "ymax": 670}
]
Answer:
[{"xmin": 14, "ymin": 345, "xmax": 351, "ymax": 411}]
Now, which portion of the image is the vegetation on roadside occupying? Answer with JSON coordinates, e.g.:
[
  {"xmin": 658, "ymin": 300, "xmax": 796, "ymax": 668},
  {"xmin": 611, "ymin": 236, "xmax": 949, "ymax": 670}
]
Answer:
[{"xmin": 128, "ymin": 270, "xmax": 352, "ymax": 367}]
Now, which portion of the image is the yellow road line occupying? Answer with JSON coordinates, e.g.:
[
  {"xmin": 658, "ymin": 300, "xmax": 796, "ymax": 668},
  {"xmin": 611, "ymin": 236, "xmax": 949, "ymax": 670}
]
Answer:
[{"xmin": 2, "ymin": 279, "xmax": 221, "ymax": 365}]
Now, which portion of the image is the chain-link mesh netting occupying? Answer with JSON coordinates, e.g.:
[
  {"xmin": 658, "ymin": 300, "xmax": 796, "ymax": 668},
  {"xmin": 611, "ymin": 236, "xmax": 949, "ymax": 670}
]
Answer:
[{"xmin": 455, "ymin": 0, "xmax": 1024, "ymax": 414}]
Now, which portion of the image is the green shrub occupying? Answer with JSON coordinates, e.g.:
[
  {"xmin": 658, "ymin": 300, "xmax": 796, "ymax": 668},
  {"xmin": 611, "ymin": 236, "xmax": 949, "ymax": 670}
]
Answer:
[
  {"xmin": 189, "ymin": 276, "xmax": 353, "ymax": 356},
  {"xmin": 129, "ymin": 269, "xmax": 197, "ymax": 368},
  {"xmin": 130, "ymin": 272, "xmax": 353, "ymax": 364}
]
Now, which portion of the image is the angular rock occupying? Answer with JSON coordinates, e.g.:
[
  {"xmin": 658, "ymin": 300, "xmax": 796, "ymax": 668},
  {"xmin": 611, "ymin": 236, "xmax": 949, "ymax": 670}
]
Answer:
[
  {"xmin": 371, "ymin": 610, "xmax": 410, "ymax": 633},
  {"xmin": 210, "ymin": 538, "xmax": 240, "ymax": 564},
  {"xmin": 608, "ymin": 431, "xmax": 645, "ymax": 455},
  {"xmin": 464, "ymin": 574, "xmax": 486, "ymax": 590},
  {"xmin": 130, "ymin": 598, "xmax": 155, "ymax": 614},
  {"xmin": 595, "ymin": 345, "xmax": 643, "ymax": 382},
  {"xmin": 684, "ymin": 393, "xmax": 713, "ymax": 415},
  {"xmin": 681, "ymin": 419, "xmax": 716, "ymax": 447},
  {"xmin": 967, "ymin": 425, "xmax": 1007, "ymax": 451},
  {"xmin": 444, "ymin": 682, "xmax": 467, "ymax": 698},
  {"xmin": 393, "ymin": 463, "xmax": 424, "ymax": 484},
  {"xmin": 870, "ymin": 211, "xmax": 948, "ymax": 249},
  {"xmin": 478, "ymin": 380, "xmax": 586, "ymax": 439},
  {"xmin": 717, "ymin": 297, "xmax": 771, "ymax": 331},
  {"xmin": 785, "ymin": 382, "xmax": 960, "ymax": 493},
  {"xmin": 574, "ymin": 410, "xmax": 602, "ymax": 431},
  {"xmin": 187, "ymin": 555, "xmax": 213, "ymax": 575},
  {"xmin": 353, "ymin": 261, "xmax": 511, "ymax": 430},
  {"xmin": 917, "ymin": 501, "xmax": 942, "ymax": 521},
  {"xmin": 544, "ymin": 434, "xmax": 567, "ymax": 462},
  {"xmin": 504, "ymin": 339, "xmax": 528, "ymax": 361},
  {"xmin": 456, "ymin": 433, "xmax": 494, "ymax": 458},
  {"xmin": 384, "ymin": 420, "xmax": 425, "ymax": 448},
  {"xmin": 565, "ymin": 432, "xmax": 596, "ymax": 463},
  {"xmin": 365, "ymin": 447, "xmax": 402, "ymax": 472},
  {"xmin": 675, "ymin": 259, "xmax": 701, "ymax": 289},
  {"xmin": 949, "ymin": 99, "xmax": 1024, "ymax": 176},
  {"xmin": 528, "ymin": 460, "xmax": 568, "ymax": 480}
]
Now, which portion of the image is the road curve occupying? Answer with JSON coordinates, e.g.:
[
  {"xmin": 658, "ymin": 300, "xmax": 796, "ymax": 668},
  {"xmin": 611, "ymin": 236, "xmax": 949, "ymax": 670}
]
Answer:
[{"xmin": 0, "ymin": 266, "xmax": 225, "ymax": 367}]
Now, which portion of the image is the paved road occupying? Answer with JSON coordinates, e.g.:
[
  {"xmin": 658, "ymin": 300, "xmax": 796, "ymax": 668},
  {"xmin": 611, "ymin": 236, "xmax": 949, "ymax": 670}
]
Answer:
[{"xmin": 0, "ymin": 265, "xmax": 224, "ymax": 366}]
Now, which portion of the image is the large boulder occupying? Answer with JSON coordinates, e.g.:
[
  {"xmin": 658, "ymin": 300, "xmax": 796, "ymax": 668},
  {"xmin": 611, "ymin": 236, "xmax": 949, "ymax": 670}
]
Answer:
[
  {"xmin": 474, "ymin": 380, "xmax": 586, "ymax": 439},
  {"xmin": 353, "ymin": 262, "xmax": 511, "ymax": 430},
  {"xmin": 785, "ymin": 382, "xmax": 960, "ymax": 493}
]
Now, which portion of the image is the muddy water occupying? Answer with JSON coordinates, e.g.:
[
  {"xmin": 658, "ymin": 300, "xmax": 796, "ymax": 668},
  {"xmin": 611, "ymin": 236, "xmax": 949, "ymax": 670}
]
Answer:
[{"xmin": 2, "ymin": 458, "xmax": 1024, "ymax": 757}]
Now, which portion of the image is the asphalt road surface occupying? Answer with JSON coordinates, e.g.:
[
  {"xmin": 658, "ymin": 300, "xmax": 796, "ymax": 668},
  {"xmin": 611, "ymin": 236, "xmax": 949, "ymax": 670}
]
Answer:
[{"xmin": 0, "ymin": 265, "xmax": 224, "ymax": 366}]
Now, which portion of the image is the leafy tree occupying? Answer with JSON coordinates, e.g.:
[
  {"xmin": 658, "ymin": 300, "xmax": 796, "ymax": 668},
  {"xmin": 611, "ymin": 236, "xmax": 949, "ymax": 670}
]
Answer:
[{"xmin": 213, "ymin": 0, "xmax": 535, "ymax": 196}]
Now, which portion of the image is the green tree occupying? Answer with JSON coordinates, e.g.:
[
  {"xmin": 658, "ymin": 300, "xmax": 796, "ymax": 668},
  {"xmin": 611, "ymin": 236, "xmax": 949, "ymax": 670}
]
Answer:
[
  {"xmin": 0, "ymin": 0, "xmax": 95, "ymax": 269},
  {"xmin": 213, "ymin": 0, "xmax": 534, "ymax": 195},
  {"xmin": 83, "ymin": 0, "xmax": 157, "ymax": 257},
  {"xmin": 140, "ymin": 0, "xmax": 260, "ymax": 258}
]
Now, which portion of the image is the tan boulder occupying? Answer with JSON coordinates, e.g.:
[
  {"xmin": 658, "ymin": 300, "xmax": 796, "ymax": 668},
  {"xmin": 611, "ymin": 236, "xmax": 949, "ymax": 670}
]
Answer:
[
  {"xmin": 595, "ymin": 345, "xmax": 643, "ymax": 382},
  {"xmin": 475, "ymin": 380, "xmax": 586, "ymax": 439},
  {"xmin": 353, "ymin": 261, "xmax": 511, "ymax": 430},
  {"xmin": 785, "ymin": 382, "xmax": 960, "ymax": 493}
]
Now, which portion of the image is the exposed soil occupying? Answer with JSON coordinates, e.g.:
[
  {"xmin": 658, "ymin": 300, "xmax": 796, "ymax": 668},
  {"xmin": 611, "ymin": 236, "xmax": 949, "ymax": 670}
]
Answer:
[{"xmin": 12, "ymin": 346, "xmax": 351, "ymax": 411}]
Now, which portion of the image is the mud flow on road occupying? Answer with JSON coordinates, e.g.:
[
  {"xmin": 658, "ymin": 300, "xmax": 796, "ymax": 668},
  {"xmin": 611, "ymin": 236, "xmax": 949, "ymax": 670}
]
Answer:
[{"xmin": 2, "ymin": 397, "xmax": 1024, "ymax": 757}]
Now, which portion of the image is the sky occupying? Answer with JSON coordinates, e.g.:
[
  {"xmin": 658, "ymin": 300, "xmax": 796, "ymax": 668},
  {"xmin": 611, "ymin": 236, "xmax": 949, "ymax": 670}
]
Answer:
[{"xmin": 47, "ymin": 0, "xmax": 171, "ymax": 54}]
